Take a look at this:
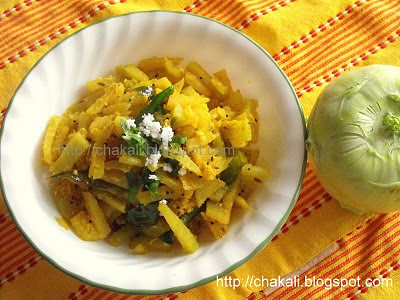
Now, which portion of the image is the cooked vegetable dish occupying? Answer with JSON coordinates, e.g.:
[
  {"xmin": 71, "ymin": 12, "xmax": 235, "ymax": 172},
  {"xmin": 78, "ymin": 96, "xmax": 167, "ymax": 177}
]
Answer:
[{"xmin": 42, "ymin": 57, "xmax": 268, "ymax": 254}]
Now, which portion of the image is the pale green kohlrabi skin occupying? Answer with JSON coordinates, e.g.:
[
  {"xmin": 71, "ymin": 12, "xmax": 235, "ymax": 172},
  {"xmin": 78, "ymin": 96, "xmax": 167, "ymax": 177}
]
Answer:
[{"xmin": 307, "ymin": 65, "xmax": 400, "ymax": 214}]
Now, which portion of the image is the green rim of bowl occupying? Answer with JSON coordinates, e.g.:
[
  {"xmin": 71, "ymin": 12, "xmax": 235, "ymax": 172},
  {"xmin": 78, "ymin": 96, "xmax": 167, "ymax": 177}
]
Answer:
[{"xmin": 0, "ymin": 10, "xmax": 307, "ymax": 295}]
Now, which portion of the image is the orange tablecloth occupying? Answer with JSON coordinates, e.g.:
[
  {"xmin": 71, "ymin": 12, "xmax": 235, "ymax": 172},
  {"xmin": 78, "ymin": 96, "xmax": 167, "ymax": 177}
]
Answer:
[{"xmin": 0, "ymin": 0, "xmax": 400, "ymax": 299}]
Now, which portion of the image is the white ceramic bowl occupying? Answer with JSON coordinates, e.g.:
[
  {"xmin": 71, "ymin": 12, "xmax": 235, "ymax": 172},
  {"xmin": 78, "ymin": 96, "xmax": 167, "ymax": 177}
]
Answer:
[{"xmin": 0, "ymin": 11, "xmax": 306, "ymax": 294}]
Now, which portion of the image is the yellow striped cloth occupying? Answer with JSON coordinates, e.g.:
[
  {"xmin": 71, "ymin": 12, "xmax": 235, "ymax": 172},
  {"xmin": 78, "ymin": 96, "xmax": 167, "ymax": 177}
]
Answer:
[{"xmin": 0, "ymin": 0, "xmax": 399, "ymax": 299}]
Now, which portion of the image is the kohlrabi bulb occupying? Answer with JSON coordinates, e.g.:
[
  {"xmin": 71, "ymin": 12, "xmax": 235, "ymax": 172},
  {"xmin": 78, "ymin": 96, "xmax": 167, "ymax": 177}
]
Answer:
[{"xmin": 307, "ymin": 65, "xmax": 400, "ymax": 214}]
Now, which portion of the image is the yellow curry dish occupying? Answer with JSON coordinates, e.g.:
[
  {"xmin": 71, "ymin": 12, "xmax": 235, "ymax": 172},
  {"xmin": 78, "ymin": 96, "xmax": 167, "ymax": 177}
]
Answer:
[{"xmin": 42, "ymin": 57, "xmax": 269, "ymax": 254}]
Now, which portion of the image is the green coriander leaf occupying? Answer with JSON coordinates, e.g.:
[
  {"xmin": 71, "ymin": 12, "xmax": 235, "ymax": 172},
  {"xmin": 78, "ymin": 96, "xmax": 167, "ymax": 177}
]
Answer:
[
  {"xmin": 171, "ymin": 135, "xmax": 187, "ymax": 145},
  {"xmin": 163, "ymin": 158, "xmax": 180, "ymax": 177}
]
